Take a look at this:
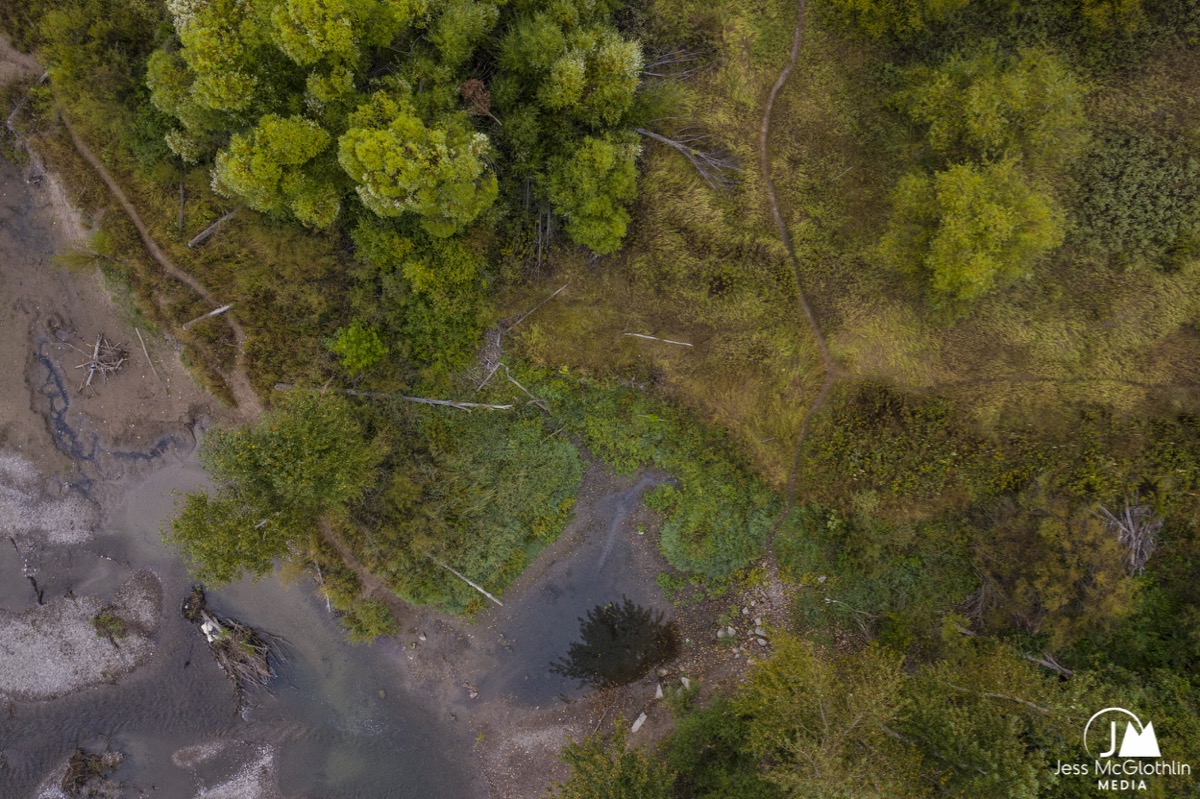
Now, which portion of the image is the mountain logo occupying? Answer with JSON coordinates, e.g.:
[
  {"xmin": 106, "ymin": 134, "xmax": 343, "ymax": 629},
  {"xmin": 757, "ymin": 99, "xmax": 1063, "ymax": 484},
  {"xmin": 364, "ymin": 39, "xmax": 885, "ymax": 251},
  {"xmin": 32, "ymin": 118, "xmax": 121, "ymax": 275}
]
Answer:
[{"xmin": 1084, "ymin": 708, "xmax": 1161, "ymax": 759}]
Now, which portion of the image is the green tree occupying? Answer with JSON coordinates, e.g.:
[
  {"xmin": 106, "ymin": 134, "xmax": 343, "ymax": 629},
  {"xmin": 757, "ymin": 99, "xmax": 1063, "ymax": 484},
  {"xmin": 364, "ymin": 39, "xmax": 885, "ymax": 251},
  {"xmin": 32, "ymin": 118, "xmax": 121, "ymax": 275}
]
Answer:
[
  {"xmin": 330, "ymin": 318, "xmax": 389, "ymax": 374},
  {"xmin": 880, "ymin": 160, "xmax": 1065, "ymax": 305},
  {"xmin": 548, "ymin": 725, "xmax": 674, "ymax": 799},
  {"xmin": 973, "ymin": 488, "xmax": 1136, "ymax": 650},
  {"xmin": 167, "ymin": 392, "xmax": 382, "ymax": 584},
  {"xmin": 339, "ymin": 90, "xmax": 498, "ymax": 236},
  {"xmin": 544, "ymin": 134, "xmax": 640, "ymax": 254},
  {"xmin": 735, "ymin": 637, "xmax": 928, "ymax": 798},
  {"xmin": 213, "ymin": 114, "xmax": 343, "ymax": 227},
  {"xmin": 895, "ymin": 47, "xmax": 1088, "ymax": 170}
]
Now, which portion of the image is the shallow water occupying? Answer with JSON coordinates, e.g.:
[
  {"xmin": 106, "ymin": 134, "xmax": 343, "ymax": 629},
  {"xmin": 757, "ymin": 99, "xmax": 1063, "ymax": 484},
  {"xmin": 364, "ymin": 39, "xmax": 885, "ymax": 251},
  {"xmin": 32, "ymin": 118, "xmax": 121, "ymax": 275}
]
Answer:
[
  {"xmin": 477, "ymin": 473, "xmax": 672, "ymax": 705},
  {"xmin": 2, "ymin": 455, "xmax": 477, "ymax": 798}
]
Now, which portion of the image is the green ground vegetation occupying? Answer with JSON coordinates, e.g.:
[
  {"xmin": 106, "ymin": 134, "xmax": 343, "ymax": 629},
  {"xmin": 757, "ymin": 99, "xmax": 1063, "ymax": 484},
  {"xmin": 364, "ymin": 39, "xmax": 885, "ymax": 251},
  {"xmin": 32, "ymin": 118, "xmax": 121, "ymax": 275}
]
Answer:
[{"xmin": 6, "ymin": 0, "xmax": 1200, "ymax": 790}]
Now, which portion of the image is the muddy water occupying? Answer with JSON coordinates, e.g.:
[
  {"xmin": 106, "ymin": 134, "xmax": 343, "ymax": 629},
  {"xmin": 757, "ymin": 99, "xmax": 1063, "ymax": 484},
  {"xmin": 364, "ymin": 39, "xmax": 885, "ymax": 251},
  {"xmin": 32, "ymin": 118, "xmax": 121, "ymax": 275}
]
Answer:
[{"xmin": 4, "ymin": 454, "xmax": 477, "ymax": 798}]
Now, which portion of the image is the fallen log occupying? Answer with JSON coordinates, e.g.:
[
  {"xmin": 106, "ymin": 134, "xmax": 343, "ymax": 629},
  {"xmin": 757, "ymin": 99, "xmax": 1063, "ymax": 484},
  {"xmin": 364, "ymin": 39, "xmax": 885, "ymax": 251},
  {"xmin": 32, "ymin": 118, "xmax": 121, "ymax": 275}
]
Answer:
[
  {"xmin": 181, "ymin": 302, "xmax": 236, "ymax": 330},
  {"xmin": 187, "ymin": 209, "xmax": 236, "ymax": 248}
]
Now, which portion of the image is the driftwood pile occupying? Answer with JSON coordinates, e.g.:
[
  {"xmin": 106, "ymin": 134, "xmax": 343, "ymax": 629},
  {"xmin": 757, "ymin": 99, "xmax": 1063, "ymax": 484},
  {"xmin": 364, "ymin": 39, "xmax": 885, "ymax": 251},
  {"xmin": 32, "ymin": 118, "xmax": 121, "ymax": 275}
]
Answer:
[
  {"xmin": 182, "ymin": 586, "xmax": 280, "ymax": 710},
  {"xmin": 72, "ymin": 334, "xmax": 127, "ymax": 391},
  {"xmin": 60, "ymin": 747, "xmax": 123, "ymax": 798}
]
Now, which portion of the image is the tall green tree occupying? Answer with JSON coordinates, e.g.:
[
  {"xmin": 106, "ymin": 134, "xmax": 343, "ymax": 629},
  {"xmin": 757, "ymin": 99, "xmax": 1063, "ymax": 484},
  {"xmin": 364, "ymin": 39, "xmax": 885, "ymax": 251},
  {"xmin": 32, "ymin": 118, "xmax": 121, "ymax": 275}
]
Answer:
[
  {"xmin": 338, "ymin": 90, "xmax": 498, "ymax": 236},
  {"xmin": 213, "ymin": 113, "xmax": 343, "ymax": 226},
  {"xmin": 735, "ymin": 637, "xmax": 928, "ymax": 798},
  {"xmin": 544, "ymin": 133, "xmax": 640, "ymax": 254}
]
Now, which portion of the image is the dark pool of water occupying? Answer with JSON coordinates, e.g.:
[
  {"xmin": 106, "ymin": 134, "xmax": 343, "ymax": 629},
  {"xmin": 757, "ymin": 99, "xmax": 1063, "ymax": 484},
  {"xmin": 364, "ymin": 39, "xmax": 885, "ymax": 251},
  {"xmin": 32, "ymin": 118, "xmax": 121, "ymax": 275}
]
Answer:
[{"xmin": 476, "ymin": 473, "xmax": 674, "ymax": 706}]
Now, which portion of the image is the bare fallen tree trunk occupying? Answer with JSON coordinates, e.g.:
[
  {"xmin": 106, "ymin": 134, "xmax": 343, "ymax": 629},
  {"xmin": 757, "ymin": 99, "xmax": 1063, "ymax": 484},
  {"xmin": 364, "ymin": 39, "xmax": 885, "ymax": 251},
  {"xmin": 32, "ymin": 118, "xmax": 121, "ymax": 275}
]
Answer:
[
  {"xmin": 273, "ymin": 383, "xmax": 514, "ymax": 411},
  {"xmin": 431, "ymin": 558, "xmax": 504, "ymax": 607},
  {"xmin": 181, "ymin": 302, "xmax": 236, "ymax": 330},
  {"xmin": 1023, "ymin": 652, "xmax": 1074, "ymax": 679},
  {"xmin": 187, "ymin": 209, "xmax": 236, "ymax": 248},
  {"xmin": 623, "ymin": 332, "xmax": 694, "ymax": 347},
  {"xmin": 635, "ymin": 127, "xmax": 740, "ymax": 190}
]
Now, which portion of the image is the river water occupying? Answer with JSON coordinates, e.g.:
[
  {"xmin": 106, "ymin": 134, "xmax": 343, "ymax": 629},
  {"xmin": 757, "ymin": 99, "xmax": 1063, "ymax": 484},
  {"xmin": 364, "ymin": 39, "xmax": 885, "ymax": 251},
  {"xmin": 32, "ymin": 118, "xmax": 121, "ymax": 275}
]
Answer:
[
  {"xmin": 0, "ymin": 147, "xmax": 477, "ymax": 796},
  {"xmin": 2, "ymin": 452, "xmax": 478, "ymax": 798}
]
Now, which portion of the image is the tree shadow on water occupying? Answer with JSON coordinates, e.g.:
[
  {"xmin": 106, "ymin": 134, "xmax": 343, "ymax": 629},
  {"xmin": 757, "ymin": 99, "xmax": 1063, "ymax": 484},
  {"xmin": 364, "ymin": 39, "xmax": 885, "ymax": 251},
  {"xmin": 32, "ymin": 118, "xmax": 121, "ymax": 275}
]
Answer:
[{"xmin": 551, "ymin": 597, "xmax": 677, "ymax": 689}]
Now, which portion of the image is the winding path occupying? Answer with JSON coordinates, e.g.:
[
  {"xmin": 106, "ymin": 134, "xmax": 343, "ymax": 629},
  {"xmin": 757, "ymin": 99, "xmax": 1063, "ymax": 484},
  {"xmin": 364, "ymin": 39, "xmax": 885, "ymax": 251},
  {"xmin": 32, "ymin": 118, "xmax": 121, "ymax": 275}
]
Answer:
[
  {"xmin": 758, "ymin": 0, "xmax": 837, "ymax": 552},
  {"xmin": 59, "ymin": 114, "xmax": 263, "ymax": 418}
]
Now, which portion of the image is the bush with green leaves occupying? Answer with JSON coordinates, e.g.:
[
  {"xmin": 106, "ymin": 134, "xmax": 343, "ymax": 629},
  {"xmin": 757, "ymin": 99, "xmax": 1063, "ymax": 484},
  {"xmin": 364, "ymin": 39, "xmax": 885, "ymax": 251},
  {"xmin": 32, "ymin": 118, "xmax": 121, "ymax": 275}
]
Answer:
[
  {"xmin": 340, "ymin": 598, "xmax": 399, "ymax": 644},
  {"xmin": 546, "ymin": 380, "xmax": 778, "ymax": 582},
  {"xmin": 547, "ymin": 725, "xmax": 674, "ymax": 799},
  {"xmin": 825, "ymin": 0, "xmax": 970, "ymax": 40},
  {"xmin": 360, "ymin": 403, "xmax": 584, "ymax": 613},
  {"xmin": 330, "ymin": 319, "xmax": 389, "ymax": 375}
]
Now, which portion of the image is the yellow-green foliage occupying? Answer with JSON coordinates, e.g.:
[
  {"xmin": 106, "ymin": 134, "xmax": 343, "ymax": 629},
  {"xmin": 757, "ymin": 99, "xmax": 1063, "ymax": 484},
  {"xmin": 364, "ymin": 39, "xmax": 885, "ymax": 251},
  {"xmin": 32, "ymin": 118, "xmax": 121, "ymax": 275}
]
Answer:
[
  {"xmin": 823, "ymin": 0, "xmax": 970, "ymax": 40},
  {"xmin": 880, "ymin": 160, "xmax": 1065, "ymax": 305},
  {"xmin": 894, "ymin": 46, "xmax": 1089, "ymax": 170}
]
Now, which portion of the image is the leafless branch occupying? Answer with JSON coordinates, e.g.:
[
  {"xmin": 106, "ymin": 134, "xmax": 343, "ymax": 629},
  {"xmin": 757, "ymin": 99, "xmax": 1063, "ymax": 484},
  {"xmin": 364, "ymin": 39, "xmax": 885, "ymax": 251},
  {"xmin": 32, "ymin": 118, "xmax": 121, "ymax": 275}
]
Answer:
[
  {"xmin": 1098, "ymin": 497, "xmax": 1161, "ymax": 576},
  {"xmin": 635, "ymin": 127, "xmax": 740, "ymax": 190}
]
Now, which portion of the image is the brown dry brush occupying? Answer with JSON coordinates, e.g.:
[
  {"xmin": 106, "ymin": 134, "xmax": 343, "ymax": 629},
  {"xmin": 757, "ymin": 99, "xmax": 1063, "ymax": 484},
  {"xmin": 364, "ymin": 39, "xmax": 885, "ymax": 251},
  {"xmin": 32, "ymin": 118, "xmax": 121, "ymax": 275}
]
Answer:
[{"xmin": 182, "ymin": 586, "xmax": 283, "ymax": 710}]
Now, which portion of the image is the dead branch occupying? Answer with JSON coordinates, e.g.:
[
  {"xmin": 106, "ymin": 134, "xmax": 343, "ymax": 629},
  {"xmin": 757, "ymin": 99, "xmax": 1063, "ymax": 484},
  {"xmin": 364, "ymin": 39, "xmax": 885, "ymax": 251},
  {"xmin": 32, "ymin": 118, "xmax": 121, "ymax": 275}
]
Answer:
[
  {"xmin": 431, "ymin": 557, "xmax": 504, "ymax": 607},
  {"xmin": 1098, "ymin": 497, "xmax": 1161, "ymax": 576},
  {"xmin": 507, "ymin": 283, "xmax": 568, "ymax": 331},
  {"xmin": 182, "ymin": 586, "xmax": 281, "ymax": 711},
  {"xmin": 187, "ymin": 209, "xmax": 236, "ymax": 249},
  {"xmin": 74, "ymin": 334, "xmax": 127, "ymax": 390},
  {"xmin": 623, "ymin": 332, "xmax": 694, "ymax": 347},
  {"xmin": 1023, "ymin": 652, "xmax": 1074, "ymax": 679},
  {"xmin": 135, "ymin": 327, "xmax": 165, "ymax": 393},
  {"xmin": 635, "ymin": 127, "xmax": 741, "ymax": 190},
  {"xmin": 181, "ymin": 303, "xmax": 236, "ymax": 330},
  {"xmin": 272, "ymin": 383, "xmax": 513, "ymax": 411}
]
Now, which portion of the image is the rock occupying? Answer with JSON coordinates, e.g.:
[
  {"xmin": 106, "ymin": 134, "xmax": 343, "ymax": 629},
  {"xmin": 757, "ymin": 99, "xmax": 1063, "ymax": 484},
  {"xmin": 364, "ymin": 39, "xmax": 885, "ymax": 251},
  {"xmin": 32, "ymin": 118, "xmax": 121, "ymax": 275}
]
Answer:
[
  {"xmin": 716, "ymin": 628, "xmax": 728, "ymax": 639},
  {"xmin": 655, "ymin": 684, "xmax": 664, "ymax": 700},
  {"xmin": 754, "ymin": 627, "xmax": 766, "ymax": 637},
  {"xmin": 469, "ymin": 686, "xmax": 479, "ymax": 699},
  {"xmin": 741, "ymin": 607, "xmax": 750, "ymax": 616},
  {"xmin": 631, "ymin": 712, "xmax": 648, "ymax": 733},
  {"xmin": 750, "ymin": 600, "xmax": 756, "ymax": 607},
  {"xmin": 418, "ymin": 632, "xmax": 427, "ymax": 642},
  {"xmin": 680, "ymin": 676, "xmax": 690, "ymax": 689},
  {"xmin": 657, "ymin": 667, "xmax": 668, "ymax": 677},
  {"xmin": 817, "ymin": 575, "xmax": 827, "ymax": 584},
  {"xmin": 757, "ymin": 637, "xmax": 768, "ymax": 647},
  {"xmin": 754, "ymin": 617, "xmax": 762, "ymax": 626}
]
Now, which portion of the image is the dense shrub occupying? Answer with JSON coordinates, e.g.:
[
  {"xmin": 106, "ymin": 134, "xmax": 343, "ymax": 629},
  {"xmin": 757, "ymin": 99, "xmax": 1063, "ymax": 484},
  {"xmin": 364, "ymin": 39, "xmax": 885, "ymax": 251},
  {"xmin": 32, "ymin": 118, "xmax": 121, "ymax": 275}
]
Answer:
[{"xmin": 1073, "ymin": 128, "xmax": 1200, "ymax": 266}]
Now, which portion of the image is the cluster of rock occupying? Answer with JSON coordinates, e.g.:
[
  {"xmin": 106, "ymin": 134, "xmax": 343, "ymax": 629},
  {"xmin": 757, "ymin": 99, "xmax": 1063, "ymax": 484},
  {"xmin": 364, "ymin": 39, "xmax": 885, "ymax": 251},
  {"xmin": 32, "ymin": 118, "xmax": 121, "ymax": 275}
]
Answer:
[{"xmin": 716, "ymin": 604, "xmax": 771, "ymax": 654}]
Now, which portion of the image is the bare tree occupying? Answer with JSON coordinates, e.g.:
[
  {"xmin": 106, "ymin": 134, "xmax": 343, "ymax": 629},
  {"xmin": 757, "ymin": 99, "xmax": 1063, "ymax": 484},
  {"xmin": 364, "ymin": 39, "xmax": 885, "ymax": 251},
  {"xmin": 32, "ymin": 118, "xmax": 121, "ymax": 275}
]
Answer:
[
  {"xmin": 1098, "ymin": 497, "xmax": 1162, "ymax": 576},
  {"xmin": 635, "ymin": 126, "xmax": 740, "ymax": 190}
]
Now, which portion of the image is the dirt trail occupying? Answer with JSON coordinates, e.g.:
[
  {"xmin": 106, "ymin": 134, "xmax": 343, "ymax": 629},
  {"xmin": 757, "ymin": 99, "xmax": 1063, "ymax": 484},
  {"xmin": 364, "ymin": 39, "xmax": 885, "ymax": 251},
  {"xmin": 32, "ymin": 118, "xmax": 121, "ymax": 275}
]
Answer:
[
  {"xmin": 758, "ymin": 0, "xmax": 837, "ymax": 551},
  {"xmin": 58, "ymin": 115, "xmax": 263, "ymax": 419}
]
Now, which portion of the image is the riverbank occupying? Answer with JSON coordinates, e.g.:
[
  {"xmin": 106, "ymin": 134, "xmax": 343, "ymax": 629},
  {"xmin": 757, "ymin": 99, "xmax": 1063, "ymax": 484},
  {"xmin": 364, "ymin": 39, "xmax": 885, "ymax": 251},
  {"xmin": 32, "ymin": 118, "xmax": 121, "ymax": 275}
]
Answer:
[{"xmin": 0, "ymin": 33, "xmax": 785, "ymax": 799}]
